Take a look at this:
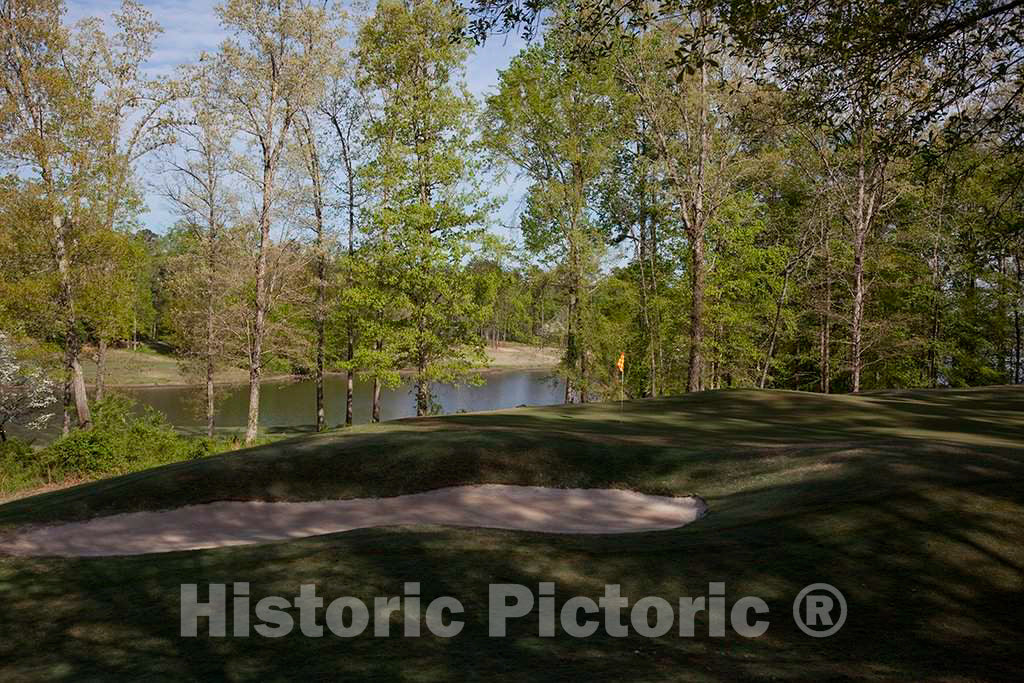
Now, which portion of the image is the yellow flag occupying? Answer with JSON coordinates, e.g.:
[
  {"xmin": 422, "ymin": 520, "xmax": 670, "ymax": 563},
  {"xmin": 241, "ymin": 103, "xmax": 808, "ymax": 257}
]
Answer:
[{"xmin": 616, "ymin": 352, "xmax": 625, "ymax": 374}]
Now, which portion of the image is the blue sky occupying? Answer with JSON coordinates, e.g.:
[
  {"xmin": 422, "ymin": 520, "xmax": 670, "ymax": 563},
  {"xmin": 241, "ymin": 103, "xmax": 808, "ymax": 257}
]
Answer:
[{"xmin": 67, "ymin": 0, "xmax": 529, "ymax": 237}]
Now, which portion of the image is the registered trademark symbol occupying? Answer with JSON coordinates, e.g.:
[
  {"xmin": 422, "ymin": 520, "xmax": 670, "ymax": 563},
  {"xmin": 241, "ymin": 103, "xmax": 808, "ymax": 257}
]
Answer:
[{"xmin": 792, "ymin": 583, "xmax": 847, "ymax": 638}]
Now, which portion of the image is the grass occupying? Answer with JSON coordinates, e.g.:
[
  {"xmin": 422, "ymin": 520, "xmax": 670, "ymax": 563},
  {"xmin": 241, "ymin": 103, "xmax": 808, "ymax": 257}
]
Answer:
[
  {"xmin": 479, "ymin": 341, "xmax": 561, "ymax": 370},
  {"xmin": 1, "ymin": 386, "xmax": 1022, "ymax": 680},
  {"xmin": 78, "ymin": 345, "xmax": 253, "ymax": 387}
]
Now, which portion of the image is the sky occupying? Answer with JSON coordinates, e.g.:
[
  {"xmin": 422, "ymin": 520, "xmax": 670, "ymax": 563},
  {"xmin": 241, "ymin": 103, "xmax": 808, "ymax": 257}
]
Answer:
[{"xmin": 66, "ymin": 0, "xmax": 530, "ymax": 238}]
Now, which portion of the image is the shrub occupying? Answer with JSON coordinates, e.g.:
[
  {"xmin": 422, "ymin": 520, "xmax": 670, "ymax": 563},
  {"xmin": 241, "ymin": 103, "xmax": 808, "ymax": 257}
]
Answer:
[
  {"xmin": 44, "ymin": 429, "xmax": 119, "ymax": 477},
  {"xmin": 1, "ymin": 396, "xmax": 269, "ymax": 496},
  {"xmin": 0, "ymin": 437, "xmax": 35, "ymax": 468},
  {"xmin": 41, "ymin": 395, "xmax": 193, "ymax": 479},
  {"xmin": 0, "ymin": 437, "xmax": 43, "ymax": 496}
]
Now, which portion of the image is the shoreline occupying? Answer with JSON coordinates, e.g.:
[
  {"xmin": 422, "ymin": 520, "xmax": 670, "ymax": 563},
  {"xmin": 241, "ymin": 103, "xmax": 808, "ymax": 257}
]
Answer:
[
  {"xmin": 96, "ymin": 365, "xmax": 560, "ymax": 391},
  {"xmin": 79, "ymin": 341, "xmax": 562, "ymax": 391}
]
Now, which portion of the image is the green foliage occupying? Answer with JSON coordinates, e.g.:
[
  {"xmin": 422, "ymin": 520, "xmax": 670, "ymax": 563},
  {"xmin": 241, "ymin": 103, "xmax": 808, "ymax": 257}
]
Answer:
[
  {"xmin": 484, "ymin": 26, "xmax": 623, "ymax": 400},
  {"xmin": 0, "ymin": 438, "xmax": 34, "ymax": 467},
  {"xmin": 78, "ymin": 228, "xmax": 144, "ymax": 344},
  {"xmin": 0, "ymin": 438, "xmax": 41, "ymax": 497},
  {"xmin": 353, "ymin": 0, "xmax": 493, "ymax": 415},
  {"xmin": 3, "ymin": 0, "xmax": 1024, "ymax": 449},
  {"xmin": 41, "ymin": 395, "xmax": 202, "ymax": 479},
  {"xmin": 468, "ymin": 236, "xmax": 536, "ymax": 344},
  {"xmin": 703, "ymin": 193, "xmax": 784, "ymax": 387},
  {"xmin": 0, "ymin": 394, "xmax": 274, "ymax": 496}
]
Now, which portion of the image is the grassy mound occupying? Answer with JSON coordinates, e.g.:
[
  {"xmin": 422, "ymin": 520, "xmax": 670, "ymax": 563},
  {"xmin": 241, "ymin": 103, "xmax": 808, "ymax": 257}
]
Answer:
[{"xmin": 1, "ymin": 387, "xmax": 1022, "ymax": 679}]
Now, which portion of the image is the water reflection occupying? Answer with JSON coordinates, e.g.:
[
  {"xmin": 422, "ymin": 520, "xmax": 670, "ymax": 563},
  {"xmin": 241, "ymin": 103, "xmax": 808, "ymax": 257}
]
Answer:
[{"xmin": 122, "ymin": 370, "xmax": 563, "ymax": 433}]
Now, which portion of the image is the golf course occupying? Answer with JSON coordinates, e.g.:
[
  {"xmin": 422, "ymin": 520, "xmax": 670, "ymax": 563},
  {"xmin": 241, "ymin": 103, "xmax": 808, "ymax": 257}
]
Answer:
[
  {"xmin": 4, "ymin": 0, "xmax": 1024, "ymax": 678},
  {"xmin": 1, "ymin": 386, "xmax": 1021, "ymax": 680}
]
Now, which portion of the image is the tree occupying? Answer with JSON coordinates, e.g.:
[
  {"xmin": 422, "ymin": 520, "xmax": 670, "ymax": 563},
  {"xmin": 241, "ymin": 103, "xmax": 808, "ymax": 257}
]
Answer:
[
  {"xmin": 0, "ymin": 0, "xmax": 113, "ymax": 432},
  {"xmin": 468, "ymin": 236, "xmax": 534, "ymax": 347},
  {"xmin": 484, "ymin": 28, "xmax": 619, "ymax": 401},
  {"xmin": 294, "ymin": 111, "xmax": 333, "ymax": 432},
  {"xmin": 615, "ymin": 14, "xmax": 747, "ymax": 391},
  {"xmin": 329, "ymin": 241, "xmax": 403, "ymax": 423},
  {"xmin": 77, "ymin": 227, "xmax": 142, "ymax": 400},
  {"xmin": 77, "ymin": 0, "xmax": 174, "ymax": 394},
  {"xmin": 595, "ymin": 87, "xmax": 678, "ymax": 397},
  {"xmin": 213, "ymin": 0, "xmax": 336, "ymax": 443},
  {"xmin": 357, "ymin": 0, "xmax": 490, "ymax": 416},
  {"xmin": 374, "ymin": 228, "xmax": 488, "ymax": 416},
  {"xmin": 321, "ymin": 10, "xmax": 371, "ymax": 427},
  {"xmin": 0, "ymin": 330, "xmax": 55, "ymax": 442},
  {"xmin": 766, "ymin": 38, "xmax": 950, "ymax": 392},
  {"xmin": 161, "ymin": 68, "xmax": 246, "ymax": 437}
]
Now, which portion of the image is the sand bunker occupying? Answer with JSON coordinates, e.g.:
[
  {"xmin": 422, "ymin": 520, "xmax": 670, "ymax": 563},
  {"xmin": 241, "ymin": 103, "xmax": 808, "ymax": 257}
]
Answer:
[{"xmin": 0, "ymin": 485, "xmax": 706, "ymax": 557}]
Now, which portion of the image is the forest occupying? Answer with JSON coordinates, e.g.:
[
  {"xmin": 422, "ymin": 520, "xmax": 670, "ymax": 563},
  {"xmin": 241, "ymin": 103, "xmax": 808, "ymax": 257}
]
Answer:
[{"xmin": 1, "ymin": 0, "xmax": 1023, "ymax": 449}]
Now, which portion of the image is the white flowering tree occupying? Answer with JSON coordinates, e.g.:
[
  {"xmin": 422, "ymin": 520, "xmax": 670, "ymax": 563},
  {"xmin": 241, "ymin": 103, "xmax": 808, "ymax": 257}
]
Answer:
[{"xmin": 0, "ymin": 332, "xmax": 56, "ymax": 443}]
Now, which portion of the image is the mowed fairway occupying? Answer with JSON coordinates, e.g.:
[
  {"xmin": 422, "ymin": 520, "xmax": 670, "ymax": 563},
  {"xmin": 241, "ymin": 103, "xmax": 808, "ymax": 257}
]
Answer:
[{"xmin": 1, "ymin": 387, "xmax": 1022, "ymax": 680}]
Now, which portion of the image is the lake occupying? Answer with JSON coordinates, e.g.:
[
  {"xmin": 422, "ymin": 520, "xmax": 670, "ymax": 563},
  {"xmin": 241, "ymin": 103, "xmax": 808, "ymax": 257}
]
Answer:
[{"xmin": 120, "ymin": 369, "xmax": 564, "ymax": 435}]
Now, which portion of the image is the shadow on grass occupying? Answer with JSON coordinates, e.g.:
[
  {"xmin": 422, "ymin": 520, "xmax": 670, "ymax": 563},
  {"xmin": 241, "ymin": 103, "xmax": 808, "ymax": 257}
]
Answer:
[
  {"xmin": 1, "ymin": 469, "xmax": 1021, "ymax": 679},
  {"xmin": 0, "ymin": 387, "xmax": 1022, "ymax": 678},
  {"xmin": 2, "ymin": 386, "xmax": 1022, "ymax": 530}
]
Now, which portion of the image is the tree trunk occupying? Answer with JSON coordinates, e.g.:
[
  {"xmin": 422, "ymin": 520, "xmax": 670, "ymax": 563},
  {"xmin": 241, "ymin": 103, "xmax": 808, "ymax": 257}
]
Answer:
[
  {"xmin": 687, "ymin": 230, "xmax": 706, "ymax": 393},
  {"xmin": 372, "ymin": 340, "xmax": 382, "ymax": 422},
  {"xmin": 820, "ymin": 223, "xmax": 832, "ymax": 394},
  {"xmin": 564, "ymin": 241, "xmax": 578, "ymax": 404},
  {"xmin": 686, "ymin": 33, "xmax": 710, "ymax": 395},
  {"xmin": 650, "ymin": 218, "xmax": 665, "ymax": 394},
  {"xmin": 820, "ymin": 311, "xmax": 831, "ymax": 394},
  {"xmin": 206, "ymin": 245, "xmax": 217, "ymax": 439},
  {"xmin": 346, "ymin": 338, "xmax": 354, "ymax": 427},
  {"xmin": 54, "ymin": 215, "xmax": 78, "ymax": 435},
  {"xmin": 849, "ymin": 140, "xmax": 881, "ymax": 395},
  {"xmin": 415, "ymin": 360, "xmax": 429, "ymax": 417},
  {"xmin": 306, "ymin": 119, "xmax": 328, "ymax": 434},
  {"xmin": 72, "ymin": 357, "xmax": 91, "ymax": 429},
  {"xmin": 565, "ymin": 284, "xmax": 573, "ymax": 403},
  {"xmin": 314, "ymin": 243, "xmax": 325, "ymax": 433},
  {"xmin": 1014, "ymin": 314, "xmax": 1021, "ymax": 383},
  {"xmin": 206, "ymin": 356, "xmax": 215, "ymax": 439},
  {"xmin": 246, "ymin": 336, "xmax": 262, "ymax": 444},
  {"xmin": 928, "ymin": 239, "xmax": 942, "ymax": 388},
  {"xmin": 328, "ymin": 113, "xmax": 358, "ymax": 428},
  {"xmin": 372, "ymin": 376, "xmax": 380, "ymax": 423},
  {"xmin": 345, "ymin": 173, "xmax": 356, "ymax": 428},
  {"xmin": 1014, "ymin": 254, "xmax": 1022, "ymax": 384},
  {"xmin": 205, "ymin": 319, "xmax": 215, "ymax": 439},
  {"xmin": 851, "ymin": 231, "xmax": 866, "ymax": 393},
  {"xmin": 246, "ymin": 161, "xmax": 273, "ymax": 444},
  {"xmin": 316, "ymin": 321, "xmax": 325, "ymax": 432},
  {"xmin": 759, "ymin": 271, "xmax": 791, "ymax": 389},
  {"xmin": 576, "ymin": 267, "xmax": 587, "ymax": 404},
  {"xmin": 95, "ymin": 338, "xmax": 107, "ymax": 402}
]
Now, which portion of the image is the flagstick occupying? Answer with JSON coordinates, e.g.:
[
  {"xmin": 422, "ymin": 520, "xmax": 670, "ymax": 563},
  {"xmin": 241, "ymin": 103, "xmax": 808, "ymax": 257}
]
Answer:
[
  {"xmin": 619, "ymin": 367, "xmax": 623, "ymax": 419},
  {"xmin": 616, "ymin": 352, "xmax": 625, "ymax": 420}
]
